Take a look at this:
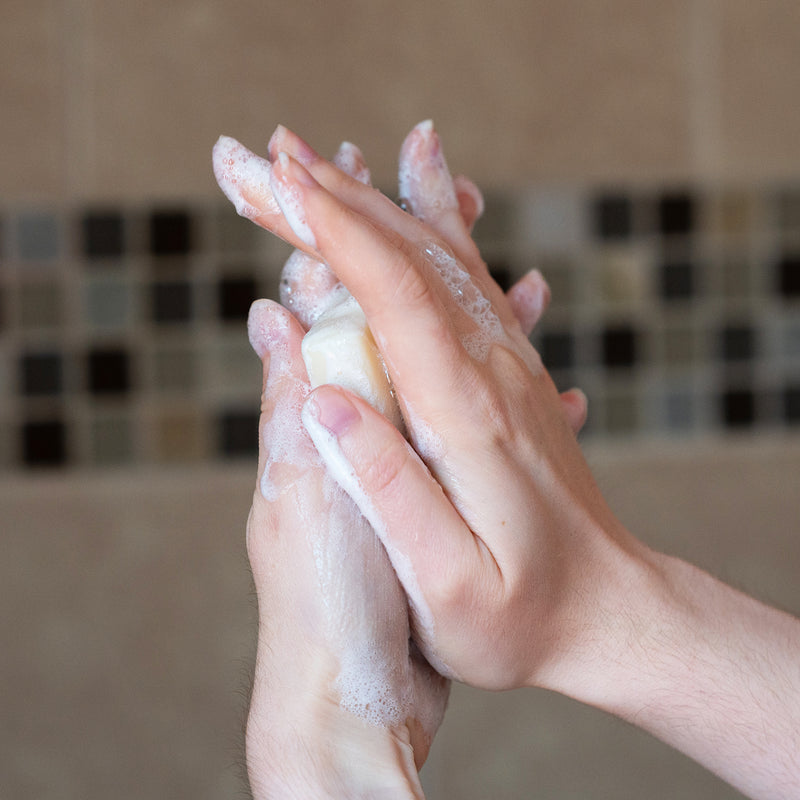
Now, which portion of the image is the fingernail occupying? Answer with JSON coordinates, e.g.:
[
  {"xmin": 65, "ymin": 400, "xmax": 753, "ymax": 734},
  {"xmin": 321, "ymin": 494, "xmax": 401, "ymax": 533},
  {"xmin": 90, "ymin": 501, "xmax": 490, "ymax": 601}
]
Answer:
[
  {"xmin": 269, "ymin": 152, "xmax": 318, "ymax": 249},
  {"xmin": 268, "ymin": 125, "xmax": 319, "ymax": 166},
  {"xmin": 303, "ymin": 387, "xmax": 360, "ymax": 437}
]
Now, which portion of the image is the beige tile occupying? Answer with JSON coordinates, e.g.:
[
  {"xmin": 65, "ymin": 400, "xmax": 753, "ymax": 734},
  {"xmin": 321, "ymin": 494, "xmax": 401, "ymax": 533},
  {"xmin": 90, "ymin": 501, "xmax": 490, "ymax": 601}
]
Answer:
[
  {"xmin": 0, "ymin": 0, "xmax": 68, "ymax": 198},
  {"xmin": 79, "ymin": 0, "xmax": 696, "ymax": 200},
  {"xmin": 718, "ymin": 0, "xmax": 800, "ymax": 179}
]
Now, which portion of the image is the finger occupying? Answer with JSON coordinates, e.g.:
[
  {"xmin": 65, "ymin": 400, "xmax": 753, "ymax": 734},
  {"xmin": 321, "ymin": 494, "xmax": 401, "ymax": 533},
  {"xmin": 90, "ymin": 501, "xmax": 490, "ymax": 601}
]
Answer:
[
  {"xmin": 268, "ymin": 125, "xmax": 431, "ymax": 249},
  {"xmin": 559, "ymin": 387, "xmax": 589, "ymax": 435},
  {"xmin": 279, "ymin": 249, "xmax": 344, "ymax": 330},
  {"xmin": 397, "ymin": 120, "xmax": 482, "ymax": 269},
  {"xmin": 247, "ymin": 298, "xmax": 317, "ymax": 499},
  {"xmin": 278, "ymin": 141, "xmax": 373, "ymax": 329},
  {"xmin": 332, "ymin": 140, "xmax": 372, "ymax": 186},
  {"xmin": 301, "ymin": 383, "xmax": 478, "ymax": 661},
  {"xmin": 506, "ymin": 269, "xmax": 551, "ymax": 336},
  {"xmin": 213, "ymin": 135, "xmax": 318, "ymax": 257},
  {"xmin": 452, "ymin": 174, "xmax": 485, "ymax": 232},
  {"xmin": 268, "ymin": 150, "xmax": 472, "ymax": 413}
]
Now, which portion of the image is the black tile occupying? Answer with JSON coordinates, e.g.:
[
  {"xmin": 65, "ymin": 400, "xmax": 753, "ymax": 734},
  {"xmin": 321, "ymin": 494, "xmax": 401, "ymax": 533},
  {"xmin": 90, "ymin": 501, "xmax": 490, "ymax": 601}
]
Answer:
[
  {"xmin": 22, "ymin": 419, "xmax": 67, "ymax": 466},
  {"xmin": 784, "ymin": 386, "xmax": 800, "ymax": 424},
  {"xmin": 82, "ymin": 211, "xmax": 125, "ymax": 258},
  {"xmin": 218, "ymin": 409, "xmax": 259, "ymax": 457},
  {"xmin": 20, "ymin": 352, "xmax": 63, "ymax": 395},
  {"xmin": 539, "ymin": 331, "xmax": 575, "ymax": 370},
  {"xmin": 593, "ymin": 194, "xmax": 632, "ymax": 239},
  {"xmin": 721, "ymin": 389, "xmax": 755, "ymax": 428},
  {"xmin": 88, "ymin": 347, "xmax": 131, "ymax": 394},
  {"xmin": 777, "ymin": 253, "xmax": 800, "ymax": 298},
  {"xmin": 720, "ymin": 325, "xmax": 755, "ymax": 361},
  {"xmin": 152, "ymin": 280, "xmax": 193, "ymax": 323},
  {"xmin": 602, "ymin": 325, "xmax": 638, "ymax": 369},
  {"xmin": 660, "ymin": 261, "xmax": 695, "ymax": 301},
  {"xmin": 658, "ymin": 192, "xmax": 695, "ymax": 236},
  {"xmin": 149, "ymin": 210, "xmax": 192, "ymax": 255},
  {"xmin": 218, "ymin": 275, "xmax": 257, "ymax": 321}
]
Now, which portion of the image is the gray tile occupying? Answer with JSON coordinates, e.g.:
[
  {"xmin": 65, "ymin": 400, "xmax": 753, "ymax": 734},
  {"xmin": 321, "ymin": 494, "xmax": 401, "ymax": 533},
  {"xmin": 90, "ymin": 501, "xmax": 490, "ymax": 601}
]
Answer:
[
  {"xmin": 19, "ymin": 282, "xmax": 63, "ymax": 328},
  {"xmin": 86, "ymin": 275, "xmax": 133, "ymax": 328},
  {"xmin": 90, "ymin": 414, "xmax": 134, "ymax": 464},
  {"xmin": 17, "ymin": 211, "xmax": 60, "ymax": 261}
]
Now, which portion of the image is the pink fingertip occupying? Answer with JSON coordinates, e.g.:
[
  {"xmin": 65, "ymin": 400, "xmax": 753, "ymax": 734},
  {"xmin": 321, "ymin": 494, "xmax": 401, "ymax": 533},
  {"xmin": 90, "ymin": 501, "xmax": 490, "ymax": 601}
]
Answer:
[
  {"xmin": 398, "ymin": 119, "xmax": 457, "ymax": 222},
  {"xmin": 247, "ymin": 298, "xmax": 291, "ymax": 360},
  {"xmin": 212, "ymin": 135, "xmax": 278, "ymax": 220},
  {"xmin": 333, "ymin": 141, "xmax": 372, "ymax": 185},
  {"xmin": 268, "ymin": 124, "xmax": 319, "ymax": 166}
]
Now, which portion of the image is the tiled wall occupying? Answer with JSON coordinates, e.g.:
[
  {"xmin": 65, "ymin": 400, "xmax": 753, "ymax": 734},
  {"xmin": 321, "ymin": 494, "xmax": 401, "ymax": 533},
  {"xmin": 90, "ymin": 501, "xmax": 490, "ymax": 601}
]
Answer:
[{"xmin": 3, "ymin": 185, "xmax": 799, "ymax": 470}]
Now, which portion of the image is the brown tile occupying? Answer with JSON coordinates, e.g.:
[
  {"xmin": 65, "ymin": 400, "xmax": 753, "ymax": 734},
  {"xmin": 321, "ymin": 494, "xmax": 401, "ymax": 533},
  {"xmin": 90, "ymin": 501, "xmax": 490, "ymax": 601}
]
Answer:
[{"xmin": 154, "ymin": 406, "xmax": 207, "ymax": 462}]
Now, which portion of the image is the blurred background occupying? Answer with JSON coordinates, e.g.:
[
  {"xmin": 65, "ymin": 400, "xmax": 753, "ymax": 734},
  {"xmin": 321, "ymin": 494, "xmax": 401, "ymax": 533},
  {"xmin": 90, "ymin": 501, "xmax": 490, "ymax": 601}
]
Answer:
[{"xmin": 2, "ymin": 1, "xmax": 800, "ymax": 797}]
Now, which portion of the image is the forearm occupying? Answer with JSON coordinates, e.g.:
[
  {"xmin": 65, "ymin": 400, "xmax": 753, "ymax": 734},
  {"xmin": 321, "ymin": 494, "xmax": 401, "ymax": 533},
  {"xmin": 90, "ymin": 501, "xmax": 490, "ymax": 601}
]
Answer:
[{"xmin": 552, "ymin": 538, "xmax": 800, "ymax": 799}]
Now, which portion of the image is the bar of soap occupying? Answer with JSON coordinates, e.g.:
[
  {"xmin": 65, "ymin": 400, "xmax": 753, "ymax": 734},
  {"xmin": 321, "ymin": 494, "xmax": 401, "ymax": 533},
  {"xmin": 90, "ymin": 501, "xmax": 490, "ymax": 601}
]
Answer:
[{"xmin": 302, "ymin": 296, "xmax": 403, "ymax": 429}]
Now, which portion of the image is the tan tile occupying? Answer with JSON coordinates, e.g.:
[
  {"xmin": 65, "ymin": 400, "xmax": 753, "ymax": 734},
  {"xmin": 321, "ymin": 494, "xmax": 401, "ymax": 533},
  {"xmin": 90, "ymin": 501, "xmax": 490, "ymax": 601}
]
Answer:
[
  {"xmin": 718, "ymin": 1, "xmax": 800, "ymax": 178},
  {"xmin": 81, "ymin": 0, "xmax": 696, "ymax": 199},
  {"xmin": 0, "ymin": 0, "xmax": 68, "ymax": 198}
]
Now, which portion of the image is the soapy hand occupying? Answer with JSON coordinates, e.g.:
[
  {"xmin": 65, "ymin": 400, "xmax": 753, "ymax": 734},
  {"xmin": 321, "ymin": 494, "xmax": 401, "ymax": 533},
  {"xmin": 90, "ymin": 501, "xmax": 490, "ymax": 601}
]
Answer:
[
  {"xmin": 237, "ymin": 140, "xmax": 455, "ymax": 799},
  {"xmin": 215, "ymin": 122, "xmax": 599, "ymax": 692}
]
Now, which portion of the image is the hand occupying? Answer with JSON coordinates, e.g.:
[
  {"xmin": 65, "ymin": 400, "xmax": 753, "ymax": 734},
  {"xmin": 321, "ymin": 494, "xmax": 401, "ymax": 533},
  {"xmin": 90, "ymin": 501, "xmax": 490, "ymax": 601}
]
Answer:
[
  {"xmin": 241, "ymin": 129, "xmax": 454, "ymax": 800},
  {"xmin": 239, "ymin": 125, "xmax": 800, "ymax": 800},
  {"xmin": 219, "ymin": 123, "xmax": 604, "ymax": 692},
  {"xmin": 243, "ymin": 297, "xmax": 448, "ymax": 799}
]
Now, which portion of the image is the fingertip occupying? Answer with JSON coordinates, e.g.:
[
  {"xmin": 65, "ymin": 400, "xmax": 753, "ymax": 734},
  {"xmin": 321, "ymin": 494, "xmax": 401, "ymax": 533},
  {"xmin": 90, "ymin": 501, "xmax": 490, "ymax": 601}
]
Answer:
[
  {"xmin": 452, "ymin": 175, "xmax": 485, "ymax": 231},
  {"xmin": 247, "ymin": 298, "xmax": 294, "ymax": 360},
  {"xmin": 507, "ymin": 269, "xmax": 551, "ymax": 335},
  {"xmin": 560, "ymin": 387, "xmax": 589, "ymax": 434},
  {"xmin": 302, "ymin": 384, "xmax": 361, "ymax": 439},
  {"xmin": 333, "ymin": 141, "xmax": 372, "ymax": 186}
]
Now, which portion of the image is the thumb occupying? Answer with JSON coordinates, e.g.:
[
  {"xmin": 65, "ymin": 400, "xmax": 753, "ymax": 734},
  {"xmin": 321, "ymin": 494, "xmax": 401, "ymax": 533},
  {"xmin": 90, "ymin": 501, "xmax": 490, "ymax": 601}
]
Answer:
[{"xmin": 301, "ymin": 384, "xmax": 469, "ymax": 645}]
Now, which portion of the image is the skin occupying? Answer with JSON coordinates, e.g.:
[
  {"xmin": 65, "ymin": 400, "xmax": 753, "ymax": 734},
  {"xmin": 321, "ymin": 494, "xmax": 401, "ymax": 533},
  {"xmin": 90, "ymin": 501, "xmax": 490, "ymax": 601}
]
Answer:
[
  {"xmin": 229, "ymin": 125, "xmax": 800, "ymax": 799},
  {"xmin": 234, "ymin": 126, "xmax": 573, "ymax": 797}
]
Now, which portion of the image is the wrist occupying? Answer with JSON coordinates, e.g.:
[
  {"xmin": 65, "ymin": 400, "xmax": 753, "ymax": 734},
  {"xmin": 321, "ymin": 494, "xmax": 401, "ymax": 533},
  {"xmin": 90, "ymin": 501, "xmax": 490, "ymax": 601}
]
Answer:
[
  {"xmin": 246, "ymin": 660, "xmax": 425, "ymax": 799},
  {"xmin": 529, "ymin": 521, "xmax": 671, "ymax": 709}
]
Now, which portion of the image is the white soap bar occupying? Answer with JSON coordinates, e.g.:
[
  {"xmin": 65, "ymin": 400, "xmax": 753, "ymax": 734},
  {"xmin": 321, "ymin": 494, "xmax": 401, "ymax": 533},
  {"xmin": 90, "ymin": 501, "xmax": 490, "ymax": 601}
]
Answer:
[{"xmin": 302, "ymin": 296, "xmax": 403, "ymax": 429}]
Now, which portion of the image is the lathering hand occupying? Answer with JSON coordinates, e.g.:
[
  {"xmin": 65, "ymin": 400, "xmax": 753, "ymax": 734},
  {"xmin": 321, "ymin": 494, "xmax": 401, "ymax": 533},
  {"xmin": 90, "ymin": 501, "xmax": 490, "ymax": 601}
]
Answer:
[
  {"xmin": 220, "ymin": 123, "xmax": 800, "ymax": 800},
  {"xmin": 235, "ymin": 135, "xmax": 469, "ymax": 800}
]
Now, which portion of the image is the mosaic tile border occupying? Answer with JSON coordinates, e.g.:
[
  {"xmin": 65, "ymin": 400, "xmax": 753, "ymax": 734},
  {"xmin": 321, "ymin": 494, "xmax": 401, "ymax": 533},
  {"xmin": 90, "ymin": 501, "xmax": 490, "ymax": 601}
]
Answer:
[{"xmin": 1, "ymin": 185, "xmax": 799, "ymax": 469}]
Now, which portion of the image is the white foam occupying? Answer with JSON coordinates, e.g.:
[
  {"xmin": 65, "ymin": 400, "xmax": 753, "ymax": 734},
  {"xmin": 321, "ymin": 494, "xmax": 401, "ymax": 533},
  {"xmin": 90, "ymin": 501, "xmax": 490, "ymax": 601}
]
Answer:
[
  {"xmin": 302, "ymin": 404, "xmax": 443, "ymax": 663},
  {"xmin": 333, "ymin": 141, "xmax": 372, "ymax": 186},
  {"xmin": 212, "ymin": 135, "xmax": 279, "ymax": 220},
  {"xmin": 279, "ymin": 250, "xmax": 346, "ymax": 329},
  {"xmin": 423, "ymin": 241, "xmax": 504, "ymax": 361},
  {"xmin": 269, "ymin": 152, "xmax": 317, "ymax": 249}
]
